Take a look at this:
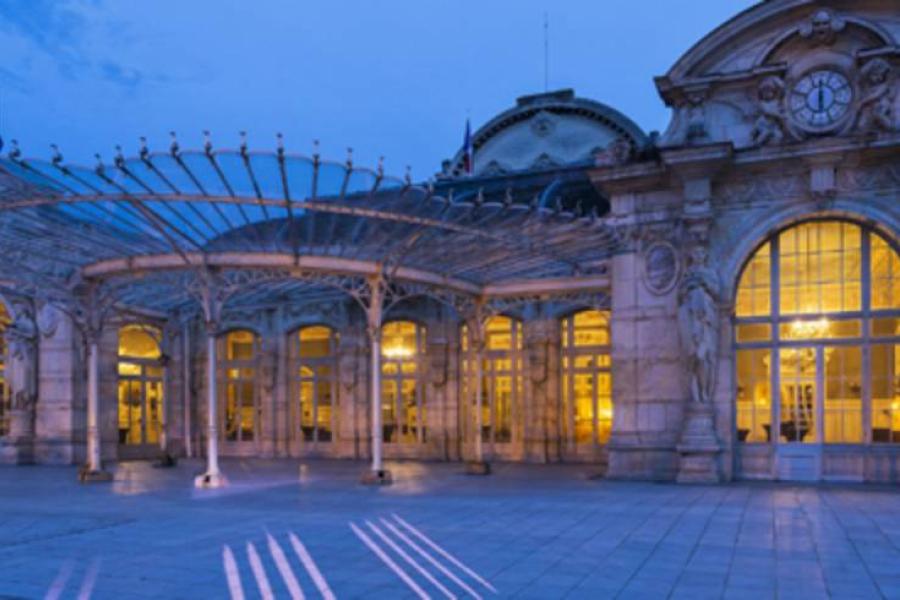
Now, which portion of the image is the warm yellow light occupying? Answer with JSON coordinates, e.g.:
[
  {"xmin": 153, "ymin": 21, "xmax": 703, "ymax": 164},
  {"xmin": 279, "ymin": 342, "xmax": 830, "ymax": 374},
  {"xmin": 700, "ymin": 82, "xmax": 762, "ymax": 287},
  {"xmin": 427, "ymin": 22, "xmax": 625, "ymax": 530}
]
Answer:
[
  {"xmin": 382, "ymin": 345, "xmax": 414, "ymax": 359},
  {"xmin": 790, "ymin": 317, "xmax": 830, "ymax": 338},
  {"xmin": 892, "ymin": 401, "xmax": 900, "ymax": 411}
]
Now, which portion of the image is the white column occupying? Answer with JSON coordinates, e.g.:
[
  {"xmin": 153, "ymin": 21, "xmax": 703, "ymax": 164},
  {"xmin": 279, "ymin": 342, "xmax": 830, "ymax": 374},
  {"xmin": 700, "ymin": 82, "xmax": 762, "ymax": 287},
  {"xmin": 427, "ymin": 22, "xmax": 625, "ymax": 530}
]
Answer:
[
  {"xmin": 370, "ymin": 326, "xmax": 383, "ymax": 473},
  {"xmin": 474, "ymin": 339, "xmax": 485, "ymax": 464},
  {"xmin": 86, "ymin": 337, "xmax": 102, "ymax": 473},
  {"xmin": 182, "ymin": 322, "xmax": 193, "ymax": 458},
  {"xmin": 195, "ymin": 325, "xmax": 226, "ymax": 487}
]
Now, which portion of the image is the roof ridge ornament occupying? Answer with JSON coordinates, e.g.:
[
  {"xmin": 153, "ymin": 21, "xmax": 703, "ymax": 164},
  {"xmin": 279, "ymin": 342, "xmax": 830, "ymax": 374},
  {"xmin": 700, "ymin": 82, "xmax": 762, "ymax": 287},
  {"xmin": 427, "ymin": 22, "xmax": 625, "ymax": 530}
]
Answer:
[
  {"xmin": 312, "ymin": 139, "xmax": 320, "ymax": 165},
  {"xmin": 203, "ymin": 130, "xmax": 213, "ymax": 156},
  {"xmin": 139, "ymin": 136, "xmax": 149, "ymax": 160},
  {"xmin": 345, "ymin": 147, "xmax": 353, "ymax": 169},
  {"xmin": 277, "ymin": 133, "xmax": 285, "ymax": 160},
  {"xmin": 50, "ymin": 144, "xmax": 63, "ymax": 167},
  {"xmin": 404, "ymin": 165, "xmax": 412, "ymax": 186},
  {"xmin": 114, "ymin": 145, "xmax": 125, "ymax": 169},
  {"xmin": 169, "ymin": 131, "xmax": 180, "ymax": 157},
  {"xmin": 239, "ymin": 131, "xmax": 248, "ymax": 157},
  {"xmin": 8, "ymin": 139, "xmax": 20, "ymax": 160},
  {"xmin": 377, "ymin": 156, "xmax": 384, "ymax": 178}
]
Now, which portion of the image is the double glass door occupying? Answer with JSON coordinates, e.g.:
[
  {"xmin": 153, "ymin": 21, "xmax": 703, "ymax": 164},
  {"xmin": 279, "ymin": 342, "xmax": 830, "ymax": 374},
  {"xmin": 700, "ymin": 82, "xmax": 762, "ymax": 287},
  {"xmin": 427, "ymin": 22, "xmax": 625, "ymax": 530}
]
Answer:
[{"xmin": 776, "ymin": 344, "xmax": 863, "ymax": 479}]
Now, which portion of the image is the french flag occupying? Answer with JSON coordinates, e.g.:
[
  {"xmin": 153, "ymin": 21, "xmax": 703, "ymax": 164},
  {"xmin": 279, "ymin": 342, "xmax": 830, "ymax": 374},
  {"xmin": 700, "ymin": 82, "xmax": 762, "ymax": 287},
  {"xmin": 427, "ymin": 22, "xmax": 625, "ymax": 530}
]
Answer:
[{"xmin": 462, "ymin": 118, "xmax": 473, "ymax": 176}]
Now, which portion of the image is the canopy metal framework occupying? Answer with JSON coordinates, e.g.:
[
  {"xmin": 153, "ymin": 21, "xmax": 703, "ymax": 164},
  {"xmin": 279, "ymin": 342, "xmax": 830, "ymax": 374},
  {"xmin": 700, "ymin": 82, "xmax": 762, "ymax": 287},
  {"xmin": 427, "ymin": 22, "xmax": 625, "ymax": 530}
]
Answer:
[{"xmin": 0, "ymin": 134, "xmax": 621, "ymax": 485}]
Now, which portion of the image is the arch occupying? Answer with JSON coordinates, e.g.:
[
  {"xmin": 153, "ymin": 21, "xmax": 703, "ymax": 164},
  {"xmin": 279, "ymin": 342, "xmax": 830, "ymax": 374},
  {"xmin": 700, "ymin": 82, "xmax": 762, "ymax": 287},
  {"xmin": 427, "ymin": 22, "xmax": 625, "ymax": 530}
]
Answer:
[
  {"xmin": 218, "ymin": 329, "xmax": 260, "ymax": 444},
  {"xmin": 733, "ymin": 219, "xmax": 900, "ymax": 454},
  {"xmin": 560, "ymin": 309, "xmax": 613, "ymax": 451},
  {"xmin": 117, "ymin": 324, "xmax": 164, "ymax": 448},
  {"xmin": 722, "ymin": 202, "xmax": 900, "ymax": 305},
  {"xmin": 291, "ymin": 325, "xmax": 339, "ymax": 445},
  {"xmin": 380, "ymin": 320, "xmax": 428, "ymax": 444}
]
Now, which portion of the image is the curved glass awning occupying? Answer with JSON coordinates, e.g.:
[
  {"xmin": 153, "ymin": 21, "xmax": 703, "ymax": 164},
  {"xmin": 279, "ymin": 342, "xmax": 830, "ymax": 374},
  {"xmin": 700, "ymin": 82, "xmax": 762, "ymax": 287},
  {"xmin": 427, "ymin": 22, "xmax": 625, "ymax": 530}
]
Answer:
[{"xmin": 0, "ymin": 140, "xmax": 618, "ymax": 316}]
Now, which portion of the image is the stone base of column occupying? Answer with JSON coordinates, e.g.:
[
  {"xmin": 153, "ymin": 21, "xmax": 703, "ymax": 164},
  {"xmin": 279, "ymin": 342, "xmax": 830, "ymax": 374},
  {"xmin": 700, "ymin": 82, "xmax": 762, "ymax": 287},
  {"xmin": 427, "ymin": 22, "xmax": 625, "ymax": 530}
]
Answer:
[
  {"xmin": 78, "ymin": 465, "xmax": 113, "ymax": 483},
  {"xmin": 676, "ymin": 404, "xmax": 723, "ymax": 484},
  {"xmin": 194, "ymin": 471, "xmax": 227, "ymax": 489},
  {"xmin": 464, "ymin": 461, "xmax": 491, "ymax": 475},
  {"xmin": 360, "ymin": 469, "xmax": 392, "ymax": 485}
]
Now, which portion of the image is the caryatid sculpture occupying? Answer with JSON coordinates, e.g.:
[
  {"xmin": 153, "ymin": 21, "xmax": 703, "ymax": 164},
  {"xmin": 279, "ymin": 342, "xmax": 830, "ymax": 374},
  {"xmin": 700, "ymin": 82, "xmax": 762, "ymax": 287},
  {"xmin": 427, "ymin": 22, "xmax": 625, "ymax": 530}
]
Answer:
[{"xmin": 677, "ymin": 245, "xmax": 720, "ymax": 406}]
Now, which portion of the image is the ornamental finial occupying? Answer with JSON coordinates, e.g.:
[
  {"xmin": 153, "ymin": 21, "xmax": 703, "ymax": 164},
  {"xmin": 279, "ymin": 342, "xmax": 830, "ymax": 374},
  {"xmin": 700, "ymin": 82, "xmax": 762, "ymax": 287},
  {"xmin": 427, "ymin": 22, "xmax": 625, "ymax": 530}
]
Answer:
[
  {"xmin": 239, "ymin": 131, "xmax": 248, "ymax": 157},
  {"xmin": 8, "ymin": 139, "xmax": 20, "ymax": 160},
  {"xmin": 139, "ymin": 136, "xmax": 149, "ymax": 160},
  {"xmin": 276, "ymin": 133, "xmax": 285, "ymax": 158},
  {"xmin": 346, "ymin": 147, "xmax": 353, "ymax": 167},
  {"xmin": 203, "ymin": 130, "xmax": 213, "ymax": 156},
  {"xmin": 169, "ymin": 131, "xmax": 179, "ymax": 156},
  {"xmin": 312, "ymin": 139, "xmax": 320, "ymax": 160},
  {"xmin": 405, "ymin": 165, "xmax": 412, "ymax": 185},
  {"xmin": 50, "ymin": 144, "xmax": 63, "ymax": 166},
  {"xmin": 114, "ymin": 144, "xmax": 125, "ymax": 168}
]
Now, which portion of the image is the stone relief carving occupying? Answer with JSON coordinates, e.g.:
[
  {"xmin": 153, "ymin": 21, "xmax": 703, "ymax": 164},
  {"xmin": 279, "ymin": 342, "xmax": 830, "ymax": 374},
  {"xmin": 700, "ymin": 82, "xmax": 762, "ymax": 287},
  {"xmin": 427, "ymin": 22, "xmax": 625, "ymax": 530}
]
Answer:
[
  {"xmin": 530, "ymin": 153, "xmax": 559, "ymax": 171},
  {"xmin": 7, "ymin": 303, "xmax": 38, "ymax": 413},
  {"xmin": 641, "ymin": 241, "xmax": 681, "ymax": 295},
  {"xmin": 836, "ymin": 164, "xmax": 900, "ymax": 193},
  {"xmin": 594, "ymin": 136, "xmax": 634, "ymax": 167},
  {"xmin": 856, "ymin": 58, "xmax": 896, "ymax": 134},
  {"xmin": 527, "ymin": 336, "xmax": 550, "ymax": 385},
  {"xmin": 529, "ymin": 111, "xmax": 557, "ymax": 137},
  {"xmin": 677, "ymin": 245, "xmax": 720, "ymax": 406},
  {"xmin": 751, "ymin": 76, "xmax": 788, "ymax": 146},
  {"xmin": 36, "ymin": 302, "xmax": 60, "ymax": 338},
  {"xmin": 684, "ymin": 92, "xmax": 708, "ymax": 144},
  {"xmin": 338, "ymin": 346, "xmax": 360, "ymax": 391},
  {"xmin": 798, "ymin": 9, "xmax": 846, "ymax": 46},
  {"xmin": 718, "ymin": 174, "xmax": 806, "ymax": 205}
]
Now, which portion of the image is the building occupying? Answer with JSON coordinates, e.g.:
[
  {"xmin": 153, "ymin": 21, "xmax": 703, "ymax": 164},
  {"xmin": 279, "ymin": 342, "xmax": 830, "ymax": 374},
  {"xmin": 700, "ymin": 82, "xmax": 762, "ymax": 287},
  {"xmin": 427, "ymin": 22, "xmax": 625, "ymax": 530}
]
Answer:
[{"xmin": 0, "ymin": 0, "xmax": 898, "ymax": 484}]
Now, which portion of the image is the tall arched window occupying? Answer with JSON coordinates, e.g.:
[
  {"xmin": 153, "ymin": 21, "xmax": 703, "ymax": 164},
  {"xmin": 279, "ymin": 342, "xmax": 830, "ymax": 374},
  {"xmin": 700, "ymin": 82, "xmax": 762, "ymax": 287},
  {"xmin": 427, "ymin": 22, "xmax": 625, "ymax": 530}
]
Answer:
[
  {"xmin": 117, "ymin": 325, "xmax": 164, "ymax": 446},
  {"xmin": 735, "ymin": 221, "xmax": 900, "ymax": 447},
  {"xmin": 0, "ymin": 303, "xmax": 9, "ymax": 437},
  {"xmin": 461, "ymin": 316, "xmax": 523, "ymax": 446},
  {"xmin": 381, "ymin": 321, "xmax": 426, "ymax": 444},
  {"xmin": 561, "ymin": 310, "xmax": 612, "ymax": 447},
  {"xmin": 293, "ymin": 326, "xmax": 338, "ymax": 444},
  {"xmin": 219, "ymin": 330, "xmax": 258, "ymax": 444}
]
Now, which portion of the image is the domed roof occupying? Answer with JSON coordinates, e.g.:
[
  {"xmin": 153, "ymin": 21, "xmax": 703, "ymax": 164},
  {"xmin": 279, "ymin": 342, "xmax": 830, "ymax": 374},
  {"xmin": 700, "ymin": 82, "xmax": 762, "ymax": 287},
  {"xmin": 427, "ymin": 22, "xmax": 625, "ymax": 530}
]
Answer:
[{"xmin": 443, "ymin": 89, "xmax": 647, "ymax": 179}]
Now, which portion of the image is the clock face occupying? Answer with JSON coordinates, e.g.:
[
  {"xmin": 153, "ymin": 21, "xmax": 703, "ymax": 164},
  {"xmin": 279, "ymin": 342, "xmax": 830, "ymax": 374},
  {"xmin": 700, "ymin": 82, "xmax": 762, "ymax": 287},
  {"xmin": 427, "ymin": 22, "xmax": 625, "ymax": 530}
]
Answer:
[{"xmin": 790, "ymin": 70, "xmax": 853, "ymax": 130}]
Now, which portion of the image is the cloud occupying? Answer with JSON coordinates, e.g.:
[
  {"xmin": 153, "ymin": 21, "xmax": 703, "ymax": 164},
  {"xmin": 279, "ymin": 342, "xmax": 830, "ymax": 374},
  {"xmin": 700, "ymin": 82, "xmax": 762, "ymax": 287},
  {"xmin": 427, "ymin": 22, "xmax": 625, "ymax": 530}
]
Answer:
[{"xmin": 0, "ymin": 0, "xmax": 153, "ymax": 91}]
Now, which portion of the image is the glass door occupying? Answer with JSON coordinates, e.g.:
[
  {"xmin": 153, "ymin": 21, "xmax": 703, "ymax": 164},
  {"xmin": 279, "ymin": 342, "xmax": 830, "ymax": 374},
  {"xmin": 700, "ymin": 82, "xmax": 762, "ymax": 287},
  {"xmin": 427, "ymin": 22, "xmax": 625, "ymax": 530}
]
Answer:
[{"xmin": 776, "ymin": 347, "xmax": 822, "ymax": 480}]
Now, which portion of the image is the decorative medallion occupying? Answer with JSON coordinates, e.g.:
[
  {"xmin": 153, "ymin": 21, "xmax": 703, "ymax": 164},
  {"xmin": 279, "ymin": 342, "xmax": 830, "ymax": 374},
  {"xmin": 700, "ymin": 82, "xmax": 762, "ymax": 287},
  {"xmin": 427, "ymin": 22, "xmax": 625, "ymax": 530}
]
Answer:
[{"xmin": 642, "ymin": 241, "xmax": 681, "ymax": 295}]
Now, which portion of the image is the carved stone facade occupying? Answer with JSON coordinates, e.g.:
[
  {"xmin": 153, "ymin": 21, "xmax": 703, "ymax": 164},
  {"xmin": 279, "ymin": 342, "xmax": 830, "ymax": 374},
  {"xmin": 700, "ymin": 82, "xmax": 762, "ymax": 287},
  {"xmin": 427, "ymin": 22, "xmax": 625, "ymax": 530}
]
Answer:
[{"xmin": 1, "ymin": 0, "xmax": 899, "ymax": 484}]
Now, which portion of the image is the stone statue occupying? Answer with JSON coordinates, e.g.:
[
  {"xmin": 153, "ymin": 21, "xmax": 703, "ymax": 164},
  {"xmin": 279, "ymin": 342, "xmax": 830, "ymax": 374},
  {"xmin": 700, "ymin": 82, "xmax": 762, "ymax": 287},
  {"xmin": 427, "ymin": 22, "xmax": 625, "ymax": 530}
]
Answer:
[
  {"xmin": 7, "ymin": 304, "xmax": 38, "ymax": 412},
  {"xmin": 857, "ymin": 59, "xmax": 895, "ymax": 133},
  {"xmin": 677, "ymin": 245, "xmax": 720, "ymax": 406},
  {"xmin": 751, "ymin": 76, "xmax": 787, "ymax": 146}
]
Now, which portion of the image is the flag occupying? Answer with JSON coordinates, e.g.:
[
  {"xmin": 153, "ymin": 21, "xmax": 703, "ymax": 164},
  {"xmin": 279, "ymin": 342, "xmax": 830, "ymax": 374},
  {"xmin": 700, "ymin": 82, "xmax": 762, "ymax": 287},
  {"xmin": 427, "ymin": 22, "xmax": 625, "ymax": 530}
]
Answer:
[{"xmin": 462, "ymin": 119, "xmax": 473, "ymax": 176}]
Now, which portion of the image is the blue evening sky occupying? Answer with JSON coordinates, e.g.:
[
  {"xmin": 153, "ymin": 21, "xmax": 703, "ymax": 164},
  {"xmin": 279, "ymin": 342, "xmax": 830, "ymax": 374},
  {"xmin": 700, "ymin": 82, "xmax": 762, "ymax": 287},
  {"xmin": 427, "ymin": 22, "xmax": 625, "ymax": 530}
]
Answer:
[{"xmin": 0, "ymin": 1, "xmax": 755, "ymax": 180}]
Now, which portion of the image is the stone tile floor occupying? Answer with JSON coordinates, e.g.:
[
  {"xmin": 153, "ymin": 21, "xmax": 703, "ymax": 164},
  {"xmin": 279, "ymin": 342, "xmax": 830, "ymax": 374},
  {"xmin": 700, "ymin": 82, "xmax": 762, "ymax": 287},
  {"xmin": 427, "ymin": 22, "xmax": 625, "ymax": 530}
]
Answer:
[{"xmin": 0, "ymin": 459, "xmax": 899, "ymax": 599}]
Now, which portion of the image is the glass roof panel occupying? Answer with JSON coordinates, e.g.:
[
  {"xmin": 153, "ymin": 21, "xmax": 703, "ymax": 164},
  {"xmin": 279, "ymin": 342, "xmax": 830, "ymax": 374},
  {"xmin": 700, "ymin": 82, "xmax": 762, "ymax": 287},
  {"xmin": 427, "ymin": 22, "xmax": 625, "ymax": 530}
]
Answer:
[
  {"xmin": 283, "ymin": 155, "xmax": 314, "ymax": 201},
  {"xmin": 179, "ymin": 152, "xmax": 230, "ymax": 197},
  {"xmin": 345, "ymin": 168, "xmax": 377, "ymax": 196},
  {"xmin": 146, "ymin": 199, "xmax": 216, "ymax": 243},
  {"xmin": 248, "ymin": 153, "xmax": 284, "ymax": 199},
  {"xmin": 66, "ymin": 165, "xmax": 123, "ymax": 195},
  {"xmin": 316, "ymin": 161, "xmax": 346, "ymax": 199},
  {"xmin": 215, "ymin": 152, "xmax": 256, "ymax": 197},
  {"xmin": 121, "ymin": 159, "xmax": 171, "ymax": 193},
  {"xmin": 145, "ymin": 153, "xmax": 202, "ymax": 195}
]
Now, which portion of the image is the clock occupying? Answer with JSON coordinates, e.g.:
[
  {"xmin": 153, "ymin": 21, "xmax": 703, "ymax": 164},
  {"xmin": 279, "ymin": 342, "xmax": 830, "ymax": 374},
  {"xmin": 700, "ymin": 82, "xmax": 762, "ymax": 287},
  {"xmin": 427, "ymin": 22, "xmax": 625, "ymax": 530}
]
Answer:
[{"xmin": 790, "ymin": 69, "xmax": 853, "ymax": 131}]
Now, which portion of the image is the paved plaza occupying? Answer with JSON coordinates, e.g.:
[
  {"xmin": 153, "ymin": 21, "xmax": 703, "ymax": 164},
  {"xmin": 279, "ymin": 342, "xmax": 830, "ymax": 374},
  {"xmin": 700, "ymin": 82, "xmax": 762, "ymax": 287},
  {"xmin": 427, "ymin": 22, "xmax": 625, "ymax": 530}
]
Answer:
[{"xmin": 0, "ymin": 460, "xmax": 899, "ymax": 599}]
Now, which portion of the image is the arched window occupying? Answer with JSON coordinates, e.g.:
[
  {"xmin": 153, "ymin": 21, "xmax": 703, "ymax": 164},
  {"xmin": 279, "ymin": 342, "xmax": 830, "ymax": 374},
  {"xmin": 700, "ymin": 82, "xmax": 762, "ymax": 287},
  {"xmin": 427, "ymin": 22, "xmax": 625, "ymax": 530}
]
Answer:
[
  {"xmin": 735, "ymin": 221, "xmax": 900, "ymax": 447},
  {"xmin": 293, "ymin": 326, "xmax": 338, "ymax": 444},
  {"xmin": 381, "ymin": 321, "xmax": 426, "ymax": 444},
  {"xmin": 117, "ymin": 325, "xmax": 164, "ymax": 446},
  {"xmin": 219, "ymin": 330, "xmax": 258, "ymax": 443},
  {"xmin": 0, "ymin": 303, "xmax": 9, "ymax": 437},
  {"xmin": 461, "ymin": 316, "xmax": 523, "ymax": 446},
  {"xmin": 561, "ymin": 310, "xmax": 612, "ymax": 447}
]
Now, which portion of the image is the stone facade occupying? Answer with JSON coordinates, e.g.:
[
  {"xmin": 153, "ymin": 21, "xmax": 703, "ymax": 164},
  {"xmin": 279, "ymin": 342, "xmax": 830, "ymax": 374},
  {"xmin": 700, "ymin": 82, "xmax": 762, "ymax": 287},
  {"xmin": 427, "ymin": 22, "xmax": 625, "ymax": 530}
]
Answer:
[{"xmin": 1, "ymin": 0, "xmax": 899, "ymax": 484}]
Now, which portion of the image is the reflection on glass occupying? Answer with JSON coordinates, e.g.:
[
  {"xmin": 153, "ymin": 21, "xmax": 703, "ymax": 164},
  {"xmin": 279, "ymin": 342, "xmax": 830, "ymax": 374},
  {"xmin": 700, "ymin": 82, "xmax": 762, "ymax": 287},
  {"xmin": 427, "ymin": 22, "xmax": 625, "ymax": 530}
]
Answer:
[
  {"xmin": 779, "ymin": 348, "xmax": 817, "ymax": 444},
  {"xmin": 871, "ymin": 235, "xmax": 900, "ymax": 311},
  {"xmin": 297, "ymin": 326, "xmax": 337, "ymax": 443},
  {"xmin": 779, "ymin": 222, "xmax": 861, "ymax": 315},
  {"xmin": 736, "ymin": 349, "xmax": 771, "ymax": 443},
  {"xmin": 461, "ymin": 316, "xmax": 521, "ymax": 445},
  {"xmin": 736, "ymin": 242, "xmax": 771, "ymax": 317},
  {"xmin": 222, "ymin": 330, "xmax": 256, "ymax": 443},
  {"xmin": 381, "ymin": 321, "xmax": 425, "ymax": 444},
  {"xmin": 117, "ymin": 325, "xmax": 164, "ymax": 446},
  {"xmin": 561, "ymin": 310, "xmax": 613, "ymax": 446},
  {"xmin": 871, "ymin": 345, "xmax": 900, "ymax": 443},
  {"xmin": 824, "ymin": 346, "xmax": 862, "ymax": 443}
]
